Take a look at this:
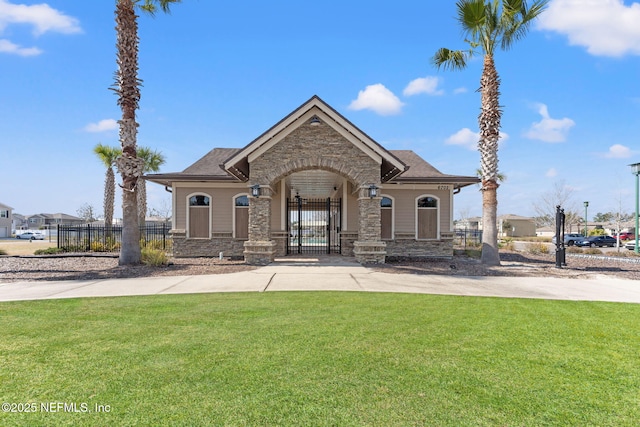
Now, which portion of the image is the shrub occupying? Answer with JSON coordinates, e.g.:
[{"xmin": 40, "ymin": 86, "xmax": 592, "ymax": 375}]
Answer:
[
  {"xmin": 34, "ymin": 247, "xmax": 65, "ymax": 255},
  {"xmin": 526, "ymin": 242, "xmax": 549, "ymax": 255},
  {"xmin": 566, "ymin": 246, "xmax": 583, "ymax": 254},
  {"xmin": 0, "ymin": 248, "xmax": 7, "ymax": 256},
  {"xmin": 141, "ymin": 248, "xmax": 169, "ymax": 266},
  {"xmin": 500, "ymin": 238, "xmax": 515, "ymax": 251},
  {"xmin": 588, "ymin": 228, "xmax": 605, "ymax": 237}
]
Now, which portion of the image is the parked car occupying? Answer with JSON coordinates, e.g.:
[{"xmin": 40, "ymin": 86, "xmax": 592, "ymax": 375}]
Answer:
[
  {"xmin": 625, "ymin": 241, "xmax": 638, "ymax": 251},
  {"xmin": 551, "ymin": 233, "xmax": 584, "ymax": 246},
  {"xmin": 613, "ymin": 232, "xmax": 636, "ymax": 241},
  {"xmin": 15, "ymin": 231, "xmax": 45, "ymax": 240},
  {"xmin": 575, "ymin": 235, "xmax": 617, "ymax": 247}
]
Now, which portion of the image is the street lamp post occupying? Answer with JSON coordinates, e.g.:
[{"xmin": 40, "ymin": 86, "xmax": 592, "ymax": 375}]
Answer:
[
  {"xmin": 583, "ymin": 201, "xmax": 589, "ymax": 237},
  {"xmin": 631, "ymin": 163, "xmax": 640, "ymax": 255}
]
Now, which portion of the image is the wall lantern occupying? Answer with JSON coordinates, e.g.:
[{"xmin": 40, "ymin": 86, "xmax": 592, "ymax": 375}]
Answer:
[
  {"xmin": 251, "ymin": 184, "xmax": 260, "ymax": 198},
  {"xmin": 368, "ymin": 184, "xmax": 378, "ymax": 198}
]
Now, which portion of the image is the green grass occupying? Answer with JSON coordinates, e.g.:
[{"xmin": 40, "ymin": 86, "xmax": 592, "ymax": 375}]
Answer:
[{"xmin": 1, "ymin": 292, "xmax": 639, "ymax": 426}]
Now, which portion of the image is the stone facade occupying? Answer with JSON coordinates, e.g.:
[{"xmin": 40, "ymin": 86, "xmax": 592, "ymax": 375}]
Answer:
[
  {"xmin": 245, "ymin": 120, "xmax": 385, "ymax": 265},
  {"xmin": 171, "ymin": 230, "xmax": 247, "ymax": 258},
  {"xmin": 384, "ymin": 232, "xmax": 455, "ymax": 259}
]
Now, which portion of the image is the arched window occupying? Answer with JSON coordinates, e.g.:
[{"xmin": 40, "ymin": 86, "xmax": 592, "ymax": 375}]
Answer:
[
  {"xmin": 380, "ymin": 196, "xmax": 393, "ymax": 240},
  {"xmin": 416, "ymin": 195, "xmax": 439, "ymax": 240},
  {"xmin": 234, "ymin": 194, "xmax": 249, "ymax": 239},
  {"xmin": 188, "ymin": 194, "xmax": 210, "ymax": 238}
]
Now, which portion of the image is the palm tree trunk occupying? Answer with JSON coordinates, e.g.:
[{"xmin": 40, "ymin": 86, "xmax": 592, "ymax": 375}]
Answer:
[
  {"xmin": 114, "ymin": 0, "xmax": 143, "ymax": 265},
  {"xmin": 478, "ymin": 55, "xmax": 501, "ymax": 266},
  {"xmin": 137, "ymin": 179, "xmax": 147, "ymax": 226},
  {"xmin": 104, "ymin": 167, "xmax": 115, "ymax": 228}
]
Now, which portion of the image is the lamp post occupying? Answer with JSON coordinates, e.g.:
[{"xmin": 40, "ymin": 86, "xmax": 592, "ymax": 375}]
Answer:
[
  {"xmin": 631, "ymin": 162, "xmax": 640, "ymax": 254},
  {"xmin": 583, "ymin": 201, "xmax": 589, "ymax": 237}
]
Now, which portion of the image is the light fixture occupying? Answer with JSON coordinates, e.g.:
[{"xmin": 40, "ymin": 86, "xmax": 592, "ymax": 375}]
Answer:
[
  {"xmin": 309, "ymin": 116, "xmax": 321, "ymax": 126},
  {"xmin": 368, "ymin": 184, "xmax": 378, "ymax": 198},
  {"xmin": 583, "ymin": 201, "xmax": 589, "ymax": 237},
  {"xmin": 251, "ymin": 184, "xmax": 260, "ymax": 198}
]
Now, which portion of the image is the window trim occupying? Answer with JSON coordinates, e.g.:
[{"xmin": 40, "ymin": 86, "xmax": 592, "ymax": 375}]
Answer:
[
  {"xmin": 186, "ymin": 192, "xmax": 212, "ymax": 239},
  {"xmin": 380, "ymin": 194, "xmax": 394, "ymax": 240},
  {"xmin": 232, "ymin": 193, "xmax": 250, "ymax": 239},
  {"xmin": 415, "ymin": 194, "xmax": 440, "ymax": 240}
]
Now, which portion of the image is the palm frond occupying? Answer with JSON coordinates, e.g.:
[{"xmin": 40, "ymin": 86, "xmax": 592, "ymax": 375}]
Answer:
[{"xmin": 431, "ymin": 48, "xmax": 471, "ymax": 71}]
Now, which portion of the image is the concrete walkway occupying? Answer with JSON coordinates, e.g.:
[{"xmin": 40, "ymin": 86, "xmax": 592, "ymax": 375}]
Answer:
[{"xmin": 1, "ymin": 256, "xmax": 639, "ymax": 303}]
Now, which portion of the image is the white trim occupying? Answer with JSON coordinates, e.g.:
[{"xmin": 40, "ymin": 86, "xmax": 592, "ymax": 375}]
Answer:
[
  {"xmin": 186, "ymin": 192, "xmax": 212, "ymax": 239},
  {"xmin": 280, "ymin": 180, "xmax": 286, "ymax": 231},
  {"xmin": 415, "ymin": 194, "xmax": 440, "ymax": 240},
  {"xmin": 342, "ymin": 178, "xmax": 348, "ymax": 232},
  {"xmin": 380, "ymin": 194, "xmax": 395, "ymax": 240},
  {"xmin": 232, "ymin": 193, "xmax": 250, "ymax": 239}
]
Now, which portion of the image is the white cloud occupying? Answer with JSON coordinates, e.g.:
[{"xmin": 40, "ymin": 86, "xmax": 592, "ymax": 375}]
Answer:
[
  {"xmin": 85, "ymin": 119, "xmax": 118, "ymax": 133},
  {"xmin": 348, "ymin": 84, "xmax": 404, "ymax": 116},
  {"xmin": 546, "ymin": 168, "xmax": 558, "ymax": 177},
  {"xmin": 0, "ymin": 38, "xmax": 40, "ymax": 56},
  {"xmin": 604, "ymin": 143, "xmax": 632, "ymax": 158},
  {"xmin": 403, "ymin": 76, "xmax": 444, "ymax": 96},
  {"xmin": 537, "ymin": 0, "xmax": 640, "ymax": 57},
  {"xmin": 0, "ymin": 0, "xmax": 81, "ymax": 56},
  {"xmin": 524, "ymin": 103, "xmax": 575, "ymax": 142},
  {"xmin": 453, "ymin": 87, "xmax": 468, "ymax": 95},
  {"xmin": 445, "ymin": 128, "xmax": 509, "ymax": 151}
]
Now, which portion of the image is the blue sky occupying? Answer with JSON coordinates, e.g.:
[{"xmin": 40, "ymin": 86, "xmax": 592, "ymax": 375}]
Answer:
[{"xmin": 1, "ymin": 0, "xmax": 639, "ymax": 222}]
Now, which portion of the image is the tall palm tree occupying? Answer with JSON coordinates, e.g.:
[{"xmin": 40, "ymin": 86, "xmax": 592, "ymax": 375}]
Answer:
[
  {"xmin": 432, "ymin": 0, "xmax": 548, "ymax": 266},
  {"xmin": 93, "ymin": 144, "xmax": 122, "ymax": 229},
  {"xmin": 136, "ymin": 147, "xmax": 166, "ymax": 226},
  {"xmin": 113, "ymin": 0, "xmax": 181, "ymax": 265}
]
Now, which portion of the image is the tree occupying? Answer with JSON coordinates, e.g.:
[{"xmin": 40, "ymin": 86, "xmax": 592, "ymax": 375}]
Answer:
[
  {"xmin": 533, "ymin": 180, "xmax": 581, "ymax": 230},
  {"xmin": 77, "ymin": 203, "xmax": 99, "ymax": 223},
  {"xmin": 136, "ymin": 146, "xmax": 166, "ymax": 226},
  {"xmin": 93, "ymin": 143, "xmax": 122, "ymax": 228},
  {"xmin": 432, "ymin": 0, "xmax": 549, "ymax": 266},
  {"xmin": 112, "ymin": 0, "xmax": 181, "ymax": 265}
]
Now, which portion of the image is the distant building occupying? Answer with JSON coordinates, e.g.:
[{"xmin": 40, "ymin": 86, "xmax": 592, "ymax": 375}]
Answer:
[
  {"xmin": 0, "ymin": 202, "xmax": 13, "ymax": 238},
  {"xmin": 498, "ymin": 214, "xmax": 536, "ymax": 238}
]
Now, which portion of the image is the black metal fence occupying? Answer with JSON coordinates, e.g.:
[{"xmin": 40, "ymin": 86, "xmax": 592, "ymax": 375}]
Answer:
[
  {"xmin": 453, "ymin": 229, "xmax": 483, "ymax": 248},
  {"xmin": 57, "ymin": 224, "xmax": 171, "ymax": 252},
  {"xmin": 287, "ymin": 197, "xmax": 342, "ymax": 255}
]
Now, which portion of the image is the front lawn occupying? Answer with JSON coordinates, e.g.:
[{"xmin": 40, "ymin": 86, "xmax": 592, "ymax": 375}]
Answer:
[{"xmin": 1, "ymin": 292, "xmax": 638, "ymax": 426}]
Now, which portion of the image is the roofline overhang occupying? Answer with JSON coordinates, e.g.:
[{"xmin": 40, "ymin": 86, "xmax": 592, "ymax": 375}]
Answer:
[{"xmin": 222, "ymin": 95, "xmax": 408, "ymax": 182}]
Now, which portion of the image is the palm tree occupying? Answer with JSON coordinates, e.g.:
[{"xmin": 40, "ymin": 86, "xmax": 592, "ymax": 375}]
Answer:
[
  {"xmin": 432, "ymin": 0, "xmax": 548, "ymax": 266},
  {"xmin": 136, "ymin": 147, "xmax": 166, "ymax": 226},
  {"xmin": 113, "ymin": 0, "xmax": 181, "ymax": 265},
  {"xmin": 93, "ymin": 144, "xmax": 122, "ymax": 229}
]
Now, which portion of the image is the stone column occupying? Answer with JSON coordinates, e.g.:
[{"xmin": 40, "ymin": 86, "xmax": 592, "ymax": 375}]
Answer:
[
  {"xmin": 353, "ymin": 186, "xmax": 386, "ymax": 264},
  {"xmin": 244, "ymin": 185, "xmax": 276, "ymax": 265}
]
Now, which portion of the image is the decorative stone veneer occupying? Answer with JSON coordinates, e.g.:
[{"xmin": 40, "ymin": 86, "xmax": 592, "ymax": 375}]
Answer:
[
  {"xmin": 384, "ymin": 232, "xmax": 455, "ymax": 259},
  {"xmin": 245, "ymin": 120, "xmax": 386, "ymax": 265},
  {"xmin": 170, "ymin": 230, "xmax": 247, "ymax": 258}
]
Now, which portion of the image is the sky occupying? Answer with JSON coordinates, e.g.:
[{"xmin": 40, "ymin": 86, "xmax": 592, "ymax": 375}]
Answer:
[{"xmin": 1, "ymin": 0, "xmax": 639, "ymax": 222}]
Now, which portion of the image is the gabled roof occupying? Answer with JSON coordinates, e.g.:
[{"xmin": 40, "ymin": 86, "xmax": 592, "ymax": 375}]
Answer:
[
  {"xmin": 222, "ymin": 95, "xmax": 408, "ymax": 182},
  {"xmin": 389, "ymin": 150, "xmax": 479, "ymax": 186}
]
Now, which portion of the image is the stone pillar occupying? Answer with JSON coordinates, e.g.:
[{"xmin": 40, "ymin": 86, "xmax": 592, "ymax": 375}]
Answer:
[
  {"xmin": 244, "ymin": 186, "xmax": 276, "ymax": 265},
  {"xmin": 353, "ymin": 186, "xmax": 386, "ymax": 264}
]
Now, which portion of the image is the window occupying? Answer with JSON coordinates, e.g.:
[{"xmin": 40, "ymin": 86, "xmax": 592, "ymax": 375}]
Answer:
[
  {"xmin": 380, "ymin": 196, "xmax": 393, "ymax": 240},
  {"xmin": 234, "ymin": 194, "xmax": 249, "ymax": 239},
  {"xmin": 0, "ymin": 210, "xmax": 8, "ymax": 218},
  {"xmin": 416, "ymin": 195, "xmax": 439, "ymax": 240},
  {"xmin": 188, "ymin": 194, "xmax": 210, "ymax": 238}
]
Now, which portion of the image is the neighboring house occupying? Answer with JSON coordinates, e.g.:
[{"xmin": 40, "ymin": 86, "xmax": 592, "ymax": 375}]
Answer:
[
  {"xmin": 498, "ymin": 214, "xmax": 536, "ymax": 238},
  {"xmin": 12, "ymin": 213, "xmax": 26, "ymax": 232},
  {"xmin": 25, "ymin": 213, "xmax": 85, "ymax": 229},
  {"xmin": 146, "ymin": 96, "xmax": 479, "ymax": 265},
  {"xmin": 0, "ymin": 202, "xmax": 13, "ymax": 238},
  {"xmin": 455, "ymin": 217, "xmax": 481, "ymax": 231}
]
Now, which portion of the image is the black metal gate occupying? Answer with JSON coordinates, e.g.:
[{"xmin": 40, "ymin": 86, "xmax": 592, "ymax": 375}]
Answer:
[{"xmin": 287, "ymin": 197, "xmax": 342, "ymax": 255}]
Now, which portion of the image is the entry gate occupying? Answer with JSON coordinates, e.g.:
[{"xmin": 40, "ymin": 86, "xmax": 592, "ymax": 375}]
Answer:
[{"xmin": 287, "ymin": 197, "xmax": 341, "ymax": 255}]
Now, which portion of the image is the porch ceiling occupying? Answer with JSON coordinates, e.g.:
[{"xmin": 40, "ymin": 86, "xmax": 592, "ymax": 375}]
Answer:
[{"xmin": 285, "ymin": 170, "xmax": 342, "ymax": 198}]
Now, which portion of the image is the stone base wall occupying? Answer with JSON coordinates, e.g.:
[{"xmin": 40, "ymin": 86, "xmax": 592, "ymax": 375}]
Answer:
[
  {"xmin": 244, "ymin": 240, "xmax": 277, "ymax": 265},
  {"xmin": 340, "ymin": 232, "xmax": 358, "ymax": 256},
  {"xmin": 384, "ymin": 232, "xmax": 454, "ymax": 259},
  {"xmin": 171, "ymin": 230, "xmax": 246, "ymax": 258},
  {"xmin": 353, "ymin": 241, "xmax": 386, "ymax": 264}
]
